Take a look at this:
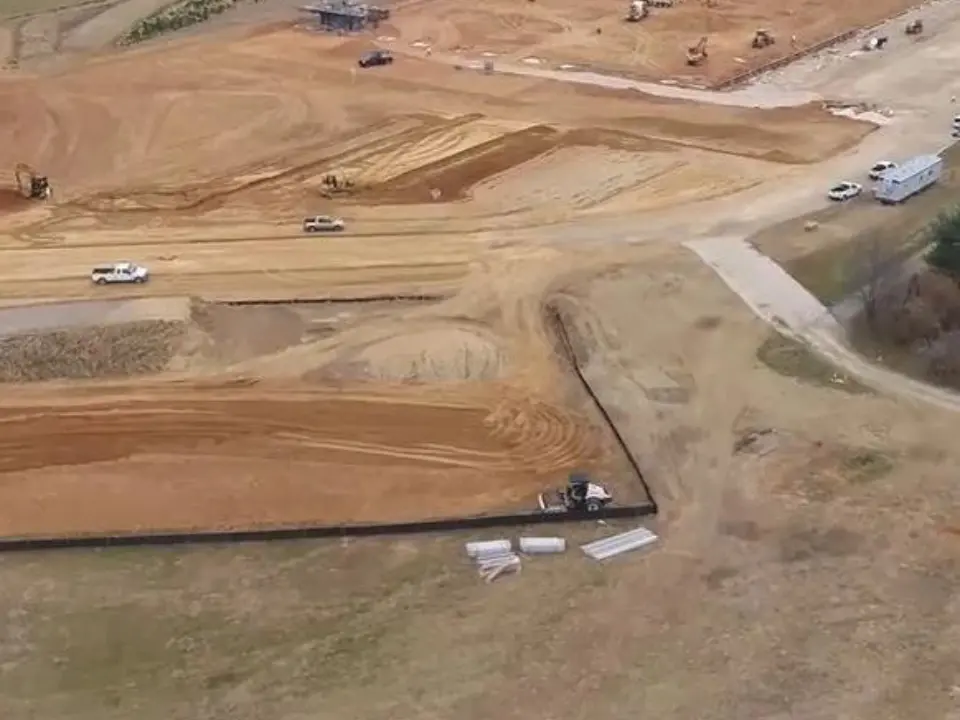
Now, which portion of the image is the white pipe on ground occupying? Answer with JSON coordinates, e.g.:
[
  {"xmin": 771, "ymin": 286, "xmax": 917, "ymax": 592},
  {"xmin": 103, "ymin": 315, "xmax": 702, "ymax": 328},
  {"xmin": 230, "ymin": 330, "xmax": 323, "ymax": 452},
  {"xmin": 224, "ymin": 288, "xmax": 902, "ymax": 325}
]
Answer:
[
  {"xmin": 518, "ymin": 537, "xmax": 566, "ymax": 554},
  {"xmin": 465, "ymin": 539, "xmax": 512, "ymax": 559}
]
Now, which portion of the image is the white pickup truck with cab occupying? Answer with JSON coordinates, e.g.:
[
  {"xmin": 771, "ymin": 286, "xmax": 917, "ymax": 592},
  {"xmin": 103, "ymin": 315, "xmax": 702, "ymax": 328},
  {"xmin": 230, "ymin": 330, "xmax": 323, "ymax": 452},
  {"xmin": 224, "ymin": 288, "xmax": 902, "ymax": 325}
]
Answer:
[{"xmin": 91, "ymin": 262, "xmax": 149, "ymax": 285}]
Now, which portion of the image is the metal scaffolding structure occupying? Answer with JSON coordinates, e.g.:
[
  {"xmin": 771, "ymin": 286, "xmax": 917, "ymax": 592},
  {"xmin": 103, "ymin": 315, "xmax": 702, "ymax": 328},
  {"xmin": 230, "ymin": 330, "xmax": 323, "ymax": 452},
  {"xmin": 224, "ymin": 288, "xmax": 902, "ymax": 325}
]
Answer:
[{"xmin": 300, "ymin": 1, "xmax": 390, "ymax": 32}]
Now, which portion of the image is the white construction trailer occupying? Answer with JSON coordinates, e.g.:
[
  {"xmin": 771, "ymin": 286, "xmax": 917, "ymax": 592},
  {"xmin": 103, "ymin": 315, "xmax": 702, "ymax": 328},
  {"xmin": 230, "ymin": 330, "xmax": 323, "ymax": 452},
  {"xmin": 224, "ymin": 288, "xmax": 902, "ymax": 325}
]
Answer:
[{"xmin": 873, "ymin": 153, "xmax": 943, "ymax": 204}]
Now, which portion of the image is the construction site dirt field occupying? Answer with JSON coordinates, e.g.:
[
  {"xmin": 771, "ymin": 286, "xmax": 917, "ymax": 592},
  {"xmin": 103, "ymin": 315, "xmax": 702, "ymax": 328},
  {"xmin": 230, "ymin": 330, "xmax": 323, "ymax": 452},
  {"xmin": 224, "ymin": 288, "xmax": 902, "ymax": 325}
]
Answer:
[
  {"xmin": 386, "ymin": 0, "xmax": 926, "ymax": 85},
  {"xmin": 0, "ymin": 22, "xmax": 871, "ymax": 539},
  {"xmin": 8, "ymin": 0, "xmax": 960, "ymax": 716},
  {"xmin": 0, "ymin": 385, "xmax": 616, "ymax": 536},
  {"xmin": 0, "ymin": 26, "xmax": 871, "ymax": 307},
  {"xmin": 0, "ymin": 13, "xmax": 871, "ymax": 537}
]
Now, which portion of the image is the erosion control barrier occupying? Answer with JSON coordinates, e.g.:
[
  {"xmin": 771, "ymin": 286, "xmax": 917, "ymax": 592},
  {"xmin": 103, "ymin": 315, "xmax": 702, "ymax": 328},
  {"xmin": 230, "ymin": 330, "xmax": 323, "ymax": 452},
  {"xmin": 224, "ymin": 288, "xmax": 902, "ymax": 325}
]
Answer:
[
  {"xmin": 0, "ymin": 506, "xmax": 656, "ymax": 553},
  {"xmin": 714, "ymin": 28, "xmax": 858, "ymax": 90},
  {"xmin": 545, "ymin": 304, "xmax": 659, "ymax": 514},
  {"xmin": 222, "ymin": 293, "xmax": 447, "ymax": 306}
]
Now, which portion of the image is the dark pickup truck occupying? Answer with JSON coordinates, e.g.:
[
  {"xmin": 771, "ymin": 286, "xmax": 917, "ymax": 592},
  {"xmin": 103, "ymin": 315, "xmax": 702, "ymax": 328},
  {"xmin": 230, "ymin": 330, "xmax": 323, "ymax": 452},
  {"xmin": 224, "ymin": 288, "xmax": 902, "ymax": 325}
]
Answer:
[{"xmin": 358, "ymin": 49, "xmax": 393, "ymax": 68}]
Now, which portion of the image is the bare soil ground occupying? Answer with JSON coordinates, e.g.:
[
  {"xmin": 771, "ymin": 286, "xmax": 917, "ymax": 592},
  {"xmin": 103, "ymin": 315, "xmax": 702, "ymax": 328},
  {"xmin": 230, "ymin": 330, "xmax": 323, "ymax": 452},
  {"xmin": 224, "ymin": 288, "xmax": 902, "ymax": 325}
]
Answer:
[
  {"xmin": 385, "ymin": 0, "xmax": 926, "ymax": 85},
  {"xmin": 4, "ymin": 253, "xmax": 960, "ymax": 720}
]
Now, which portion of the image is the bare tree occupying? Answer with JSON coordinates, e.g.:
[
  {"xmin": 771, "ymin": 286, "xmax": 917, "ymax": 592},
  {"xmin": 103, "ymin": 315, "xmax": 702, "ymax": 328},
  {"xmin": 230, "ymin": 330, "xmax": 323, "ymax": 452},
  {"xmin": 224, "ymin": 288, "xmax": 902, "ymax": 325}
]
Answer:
[{"xmin": 855, "ymin": 237, "xmax": 906, "ymax": 328}]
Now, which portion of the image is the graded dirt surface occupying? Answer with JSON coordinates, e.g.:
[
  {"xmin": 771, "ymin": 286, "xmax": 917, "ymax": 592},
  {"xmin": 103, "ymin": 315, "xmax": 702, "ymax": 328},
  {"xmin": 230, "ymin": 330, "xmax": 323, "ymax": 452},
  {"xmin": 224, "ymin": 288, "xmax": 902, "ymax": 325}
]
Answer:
[
  {"xmin": 0, "ymin": 26, "xmax": 871, "ymax": 307},
  {"xmin": 386, "ymin": 0, "xmax": 925, "ymax": 85},
  {"xmin": 0, "ymin": 384, "xmax": 611, "ymax": 536}
]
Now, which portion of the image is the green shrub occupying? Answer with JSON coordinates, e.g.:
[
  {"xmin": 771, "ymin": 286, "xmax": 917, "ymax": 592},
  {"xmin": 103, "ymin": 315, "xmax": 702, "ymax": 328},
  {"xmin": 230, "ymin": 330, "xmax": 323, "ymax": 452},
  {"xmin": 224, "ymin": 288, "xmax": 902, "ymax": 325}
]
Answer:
[{"xmin": 119, "ymin": 0, "xmax": 240, "ymax": 45}]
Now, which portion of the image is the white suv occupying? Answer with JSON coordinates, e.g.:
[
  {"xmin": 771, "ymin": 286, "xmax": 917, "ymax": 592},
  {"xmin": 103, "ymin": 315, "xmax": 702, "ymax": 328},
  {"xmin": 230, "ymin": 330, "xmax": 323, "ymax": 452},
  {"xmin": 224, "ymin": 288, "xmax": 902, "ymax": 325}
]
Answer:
[
  {"xmin": 91, "ymin": 262, "xmax": 149, "ymax": 285},
  {"xmin": 302, "ymin": 215, "xmax": 345, "ymax": 233},
  {"xmin": 827, "ymin": 181, "xmax": 862, "ymax": 201}
]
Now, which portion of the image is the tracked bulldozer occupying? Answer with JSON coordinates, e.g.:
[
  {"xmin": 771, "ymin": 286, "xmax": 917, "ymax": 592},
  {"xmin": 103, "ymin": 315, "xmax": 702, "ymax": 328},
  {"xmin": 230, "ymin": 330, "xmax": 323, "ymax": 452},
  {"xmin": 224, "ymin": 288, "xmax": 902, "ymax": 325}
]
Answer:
[
  {"xmin": 751, "ymin": 29, "xmax": 775, "ymax": 48},
  {"xmin": 14, "ymin": 163, "xmax": 51, "ymax": 200},
  {"xmin": 686, "ymin": 36, "xmax": 708, "ymax": 66}
]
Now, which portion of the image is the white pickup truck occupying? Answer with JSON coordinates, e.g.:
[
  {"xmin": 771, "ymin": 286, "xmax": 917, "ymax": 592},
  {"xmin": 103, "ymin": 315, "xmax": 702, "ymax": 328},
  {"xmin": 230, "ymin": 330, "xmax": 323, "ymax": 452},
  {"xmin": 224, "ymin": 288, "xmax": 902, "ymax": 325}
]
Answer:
[{"xmin": 91, "ymin": 262, "xmax": 150, "ymax": 285}]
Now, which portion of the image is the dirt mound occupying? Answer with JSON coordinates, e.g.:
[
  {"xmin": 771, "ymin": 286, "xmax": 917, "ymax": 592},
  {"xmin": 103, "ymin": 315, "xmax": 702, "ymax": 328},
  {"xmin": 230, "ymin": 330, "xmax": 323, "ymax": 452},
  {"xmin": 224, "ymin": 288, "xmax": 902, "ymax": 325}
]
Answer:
[
  {"xmin": 187, "ymin": 302, "xmax": 306, "ymax": 366},
  {"xmin": 0, "ymin": 320, "xmax": 186, "ymax": 382},
  {"xmin": 349, "ymin": 326, "xmax": 506, "ymax": 382}
]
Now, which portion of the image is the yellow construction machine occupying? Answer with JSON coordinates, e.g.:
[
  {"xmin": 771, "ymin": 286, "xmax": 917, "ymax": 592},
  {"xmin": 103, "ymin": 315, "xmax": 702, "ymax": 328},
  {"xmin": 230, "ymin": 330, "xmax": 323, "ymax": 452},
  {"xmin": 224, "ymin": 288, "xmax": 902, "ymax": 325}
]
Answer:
[
  {"xmin": 319, "ymin": 172, "xmax": 355, "ymax": 198},
  {"xmin": 686, "ymin": 36, "xmax": 708, "ymax": 65},
  {"xmin": 14, "ymin": 163, "xmax": 51, "ymax": 200},
  {"xmin": 751, "ymin": 29, "xmax": 775, "ymax": 48}
]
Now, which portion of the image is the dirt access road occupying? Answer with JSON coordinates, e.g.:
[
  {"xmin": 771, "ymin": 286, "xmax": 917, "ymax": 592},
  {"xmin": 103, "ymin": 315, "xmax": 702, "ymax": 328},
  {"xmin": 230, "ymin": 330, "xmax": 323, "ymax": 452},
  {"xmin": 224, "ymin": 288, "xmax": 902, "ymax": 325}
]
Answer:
[{"xmin": 0, "ymin": 19, "xmax": 872, "ymax": 533}]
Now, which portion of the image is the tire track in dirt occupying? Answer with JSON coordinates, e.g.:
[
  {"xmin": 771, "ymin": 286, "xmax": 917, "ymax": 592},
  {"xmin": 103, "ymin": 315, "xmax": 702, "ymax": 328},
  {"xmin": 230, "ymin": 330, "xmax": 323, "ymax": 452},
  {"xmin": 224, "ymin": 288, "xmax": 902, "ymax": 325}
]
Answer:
[
  {"xmin": 62, "ymin": 115, "xmax": 451, "ymax": 213},
  {"xmin": 0, "ymin": 385, "xmax": 609, "ymax": 533}
]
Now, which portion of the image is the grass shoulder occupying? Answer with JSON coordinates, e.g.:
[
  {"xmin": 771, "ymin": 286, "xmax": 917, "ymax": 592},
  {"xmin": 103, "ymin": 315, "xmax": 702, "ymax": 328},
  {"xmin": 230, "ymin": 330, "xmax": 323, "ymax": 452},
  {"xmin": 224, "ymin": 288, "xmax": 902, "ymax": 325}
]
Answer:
[
  {"xmin": 756, "ymin": 330, "xmax": 870, "ymax": 394},
  {"xmin": 754, "ymin": 144, "xmax": 960, "ymax": 305}
]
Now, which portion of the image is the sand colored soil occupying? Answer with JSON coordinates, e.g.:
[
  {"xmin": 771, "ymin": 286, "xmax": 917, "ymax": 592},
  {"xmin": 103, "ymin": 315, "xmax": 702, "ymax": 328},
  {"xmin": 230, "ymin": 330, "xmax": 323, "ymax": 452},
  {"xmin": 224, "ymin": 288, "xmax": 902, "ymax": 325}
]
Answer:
[
  {"xmin": 0, "ymin": 384, "xmax": 608, "ymax": 536},
  {"xmin": 0, "ymin": 22, "xmax": 870, "ymax": 536},
  {"xmin": 385, "ymin": 0, "xmax": 925, "ymax": 85}
]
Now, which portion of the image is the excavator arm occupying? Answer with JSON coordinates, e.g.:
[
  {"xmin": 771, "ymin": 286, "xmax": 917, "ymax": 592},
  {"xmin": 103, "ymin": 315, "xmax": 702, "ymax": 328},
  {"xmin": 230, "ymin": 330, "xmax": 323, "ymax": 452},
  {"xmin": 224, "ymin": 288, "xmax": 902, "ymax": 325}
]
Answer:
[{"xmin": 14, "ymin": 163, "xmax": 33, "ymax": 197}]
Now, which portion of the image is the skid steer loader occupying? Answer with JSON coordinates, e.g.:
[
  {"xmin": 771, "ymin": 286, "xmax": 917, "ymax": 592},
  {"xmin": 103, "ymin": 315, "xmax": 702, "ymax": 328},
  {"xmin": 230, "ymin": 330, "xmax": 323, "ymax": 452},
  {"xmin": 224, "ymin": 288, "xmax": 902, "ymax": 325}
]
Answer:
[{"xmin": 538, "ymin": 473, "xmax": 613, "ymax": 514}]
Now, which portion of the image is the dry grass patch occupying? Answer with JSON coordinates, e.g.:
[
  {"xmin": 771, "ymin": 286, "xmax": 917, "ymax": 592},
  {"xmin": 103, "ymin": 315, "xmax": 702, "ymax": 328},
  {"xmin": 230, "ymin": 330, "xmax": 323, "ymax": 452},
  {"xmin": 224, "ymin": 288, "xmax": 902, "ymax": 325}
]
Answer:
[
  {"xmin": 0, "ymin": 320, "xmax": 185, "ymax": 381},
  {"xmin": 756, "ymin": 331, "xmax": 870, "ymax": 394}
]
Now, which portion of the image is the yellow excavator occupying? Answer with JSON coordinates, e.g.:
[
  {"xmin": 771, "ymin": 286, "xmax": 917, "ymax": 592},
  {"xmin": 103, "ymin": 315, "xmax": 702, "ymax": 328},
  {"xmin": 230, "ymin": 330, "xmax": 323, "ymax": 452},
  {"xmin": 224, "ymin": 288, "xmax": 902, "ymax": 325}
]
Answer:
[
  {"xmin": 686, "ymin": 36, "xmax": 708, "ymax": 66},
  {"xmin": 14, "ymin": 163, "xmax": 52, "ymax": 200}
]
